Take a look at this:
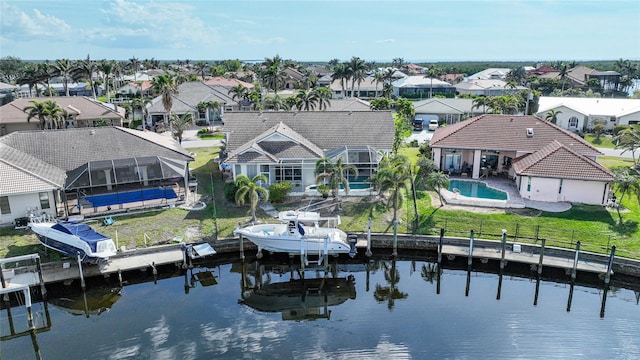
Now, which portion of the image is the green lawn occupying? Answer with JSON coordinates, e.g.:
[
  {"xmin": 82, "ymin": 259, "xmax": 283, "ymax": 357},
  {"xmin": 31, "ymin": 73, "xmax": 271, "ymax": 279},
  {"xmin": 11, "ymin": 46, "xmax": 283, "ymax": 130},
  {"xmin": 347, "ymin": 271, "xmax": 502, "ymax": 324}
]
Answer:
[
  {"xmin": 2, "ymin": 145, "xmax": 639, "ymax": 260},
  {"xmin": 585, "ymin": 134, "xmax": 616, "ymax": 149},
  {"xmin": 197, "ymin": 133, "xmax": 225, "ymax": 140}
]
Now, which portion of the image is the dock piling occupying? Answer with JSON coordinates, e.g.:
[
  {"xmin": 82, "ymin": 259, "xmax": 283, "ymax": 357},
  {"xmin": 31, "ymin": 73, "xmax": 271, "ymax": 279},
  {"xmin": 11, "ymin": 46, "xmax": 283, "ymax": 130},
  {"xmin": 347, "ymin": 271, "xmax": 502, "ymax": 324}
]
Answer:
[
  {"xmin": 365, "ymin": 218, "xmax": 372, "ymax": 257},
  {"xmin": 500, "ymin": 229, "xmax": 507, "ymax": 269},
  {"xmin": 392, "ymin": 220, "xmax": 398, "ymax": 257},
  {"xmin": 571, "ymin": 241, "xmax": 581, "ymax": 281},
  {"xmin": 77, "ymin": 253, "xmax": 86, "ymax": 290},
  {"xmin": 605, "ymin": 245, "xmax": 616, "ymax": 285},
  {"xmin": 538, "ymin": 238, "xmax": 546, "ymax": 275},
  {"xmin": 35, "ymin": 256, "xmax": 47, "ymax": 300},
  {"xmin": 437, "ymin": 228, "xmax": 444, "ymax": 265},
  {"xmin": 468, "ymin": 230, "xmax": 474, "ymax": 270},
  {"xmin": 24, "ymin": 287, "xmax": 34, "ymax": 329}
]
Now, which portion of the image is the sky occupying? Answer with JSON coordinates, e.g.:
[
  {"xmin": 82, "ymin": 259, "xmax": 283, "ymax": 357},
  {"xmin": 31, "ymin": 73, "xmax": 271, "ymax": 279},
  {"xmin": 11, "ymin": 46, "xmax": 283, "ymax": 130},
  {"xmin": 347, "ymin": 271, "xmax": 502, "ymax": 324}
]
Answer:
[{"xmin": 1, "ymin": 0, "xmax": 639, "ymax": 63}]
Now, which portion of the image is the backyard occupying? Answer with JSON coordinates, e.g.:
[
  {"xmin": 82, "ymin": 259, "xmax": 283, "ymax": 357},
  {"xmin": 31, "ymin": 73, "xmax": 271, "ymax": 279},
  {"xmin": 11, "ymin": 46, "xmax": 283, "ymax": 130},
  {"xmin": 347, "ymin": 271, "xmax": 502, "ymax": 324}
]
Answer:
[{"xmin": 1, "ymin": 145, "xmax": 638, "ymax": 260}]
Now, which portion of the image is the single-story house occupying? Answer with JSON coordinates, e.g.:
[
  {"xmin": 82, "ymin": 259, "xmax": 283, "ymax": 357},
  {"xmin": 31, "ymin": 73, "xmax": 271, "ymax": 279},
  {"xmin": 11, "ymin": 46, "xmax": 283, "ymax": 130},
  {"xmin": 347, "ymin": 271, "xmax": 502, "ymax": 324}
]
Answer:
[
  {"xmin": 392, "ymin": 76, "xmax": 456, "ymax": 99},
  {"xmin": 413, "ymin": 98, "xmax": 489, "ymax": 125},
  {"xmin": 466, "ymin": 68, "xmax": 511, "ymax": 81},
  {"xmin": 329, "ymin": 77, "xmax": 385, "ymax": 99},
  {"xmin": 537, "ymin": 96, "xmax": 640, "ymax": 132},
  {"xmin": 204, "ymin": 77, "xmax": 254, "ymax": 90},
  {"xmin": 0, "ymin": 97, "xmax": 125, "ymax": 135},
  {"xmin": 0, "ymin": 127, "xmax": 194, "ymax": 226},
  {"xmin": 146, "ymin": 82, "xmax": 240, "ymax": 127},
  {"xmin": 455, "ymin": 79, "xmax": 528, "ymax": 96},
  {"xmin": 222, "ymin": 111, "xmax": 394, "ymax": 193},
  {"xmin": 117, "ymin": 81, "xmax": 153, "ymax": 97},
  {"xmin": 429, "ymin": 114, "xmax": 613, "ymax": 205}
]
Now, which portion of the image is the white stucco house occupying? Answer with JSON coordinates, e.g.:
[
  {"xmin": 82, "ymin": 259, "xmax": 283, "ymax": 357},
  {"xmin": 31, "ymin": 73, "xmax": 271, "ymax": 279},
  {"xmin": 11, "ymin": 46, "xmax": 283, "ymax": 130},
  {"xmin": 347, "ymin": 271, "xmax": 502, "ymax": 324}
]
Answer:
[
  {"xmin": 429, "ymin": 114, "xmax": 614, "ymax": 206},
  {"xmin": 537, "ymin": 97, "xmax": 640, "ymax": 132}
]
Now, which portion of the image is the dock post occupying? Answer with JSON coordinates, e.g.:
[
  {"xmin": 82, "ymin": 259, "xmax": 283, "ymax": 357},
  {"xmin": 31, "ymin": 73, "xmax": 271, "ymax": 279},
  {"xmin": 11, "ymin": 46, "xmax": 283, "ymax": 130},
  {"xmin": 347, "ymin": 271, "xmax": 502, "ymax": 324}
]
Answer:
[
  {"xmin": 115, "ymin": 230, "xmax": 119, "ymax": 251},
  {"xmin": 533, "ymin": 276, "xmax": 541, "ymax": 306},
  {"xmin": 465, "ymin": 270, "xmax": 471, "ymax": 297},
  {"xmin": 0, "ymin": 263, "xmax": 6, "ymax": 288},
  {"xmin": 538, "ymin": 238, "xmax": 546, "ymax": 276},
  {"xmin": 35, "ymin": 256, "xmax": 47, "ymax": 300},
  {"xmin": 571, "ymin": 241, "xmax": 581, "ymax": 281},
  {"xmin": 366, "ymin": 218, "xmax": 372, "ymax": 257},
  {"xmin": 500, "ymin": 229, "xmax": 507, "ymax": 270},
  {"xmin": 118, "ymin": 269, "xmax": 123, "ymax": 287},
  {"xmin": 24, "ymin": 288, "xmax": 34, "ymax": 329},
  {"xmin": 392, "ymin": 220, "xmax": 398, "ymax": 257},
  {"xmin": 77, "ymin": 253, "xmax": 86, "ymax": 290},
  {"xmin": 238, "ymin": 222, "xmax": 245, "ymax": 260},
  {"xmin": 605, "ymin": 245, "xmax": 616, "ymax": 285},
  {"xmin": 468, "ymin": 230, "xmax": 474, "ymax": 270},
  {"xmin": 437, "ymin": 228, "xmax": 444, "ymax": 265}
]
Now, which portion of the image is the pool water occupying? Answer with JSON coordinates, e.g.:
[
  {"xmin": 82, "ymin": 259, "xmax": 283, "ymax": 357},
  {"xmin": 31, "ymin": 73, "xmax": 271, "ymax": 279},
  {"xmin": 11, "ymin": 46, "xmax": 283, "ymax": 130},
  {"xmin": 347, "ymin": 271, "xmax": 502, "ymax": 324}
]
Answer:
[
  {"xmin": 84, "ymin": 188, "xmax": 177, "ymax": 207},
  {"xmin": 449, "ymin": 179, "xmax": 508, "ymax": 200},
  {"xmin": 310, "ymin": 182, "xmax": 371, "ymax": 190}
]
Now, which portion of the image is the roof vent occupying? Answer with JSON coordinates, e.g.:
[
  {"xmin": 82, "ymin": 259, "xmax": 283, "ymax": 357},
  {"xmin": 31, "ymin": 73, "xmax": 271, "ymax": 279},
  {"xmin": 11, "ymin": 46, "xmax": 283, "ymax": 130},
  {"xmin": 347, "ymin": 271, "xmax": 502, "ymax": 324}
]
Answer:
[
  {"xmin": 526, "ymin": 128, "xmax": 534, "ymax": 137},
  {"xmin": 89, "ymin": 129, "xmax": 96, "ymax": 135}
]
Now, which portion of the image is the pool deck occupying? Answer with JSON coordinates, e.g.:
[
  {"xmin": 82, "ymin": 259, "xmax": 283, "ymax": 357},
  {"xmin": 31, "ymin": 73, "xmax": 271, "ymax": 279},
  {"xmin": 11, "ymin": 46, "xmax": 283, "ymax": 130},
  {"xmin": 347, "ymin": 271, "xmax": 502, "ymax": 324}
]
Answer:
[{"xmin": 441, "ymin": 177, "xmax": 572, "ymax": 212}]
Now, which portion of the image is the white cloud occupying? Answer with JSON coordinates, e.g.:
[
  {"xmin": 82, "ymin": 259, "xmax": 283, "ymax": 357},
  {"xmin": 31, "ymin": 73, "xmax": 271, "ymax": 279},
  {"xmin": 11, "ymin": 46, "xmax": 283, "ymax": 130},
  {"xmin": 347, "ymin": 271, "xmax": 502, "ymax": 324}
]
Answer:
[
  {"xmin": 376, "ymin": 39, "xmax": 396, "ymax": 44},
  {"xmin": 0, "ymin": 3, "xmax": 71, "ymax": 39}
]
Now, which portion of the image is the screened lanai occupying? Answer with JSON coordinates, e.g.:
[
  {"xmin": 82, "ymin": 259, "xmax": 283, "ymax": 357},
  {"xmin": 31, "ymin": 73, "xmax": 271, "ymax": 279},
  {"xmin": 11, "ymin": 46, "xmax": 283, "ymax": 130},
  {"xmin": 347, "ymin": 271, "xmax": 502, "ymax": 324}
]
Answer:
[
  {"xmin": 324, "ymin": 145, "xmax": 383, "ymax": 182},
  {"xmin": 63, "ymin": 156, "xmax": 190, "ymax": 216}
]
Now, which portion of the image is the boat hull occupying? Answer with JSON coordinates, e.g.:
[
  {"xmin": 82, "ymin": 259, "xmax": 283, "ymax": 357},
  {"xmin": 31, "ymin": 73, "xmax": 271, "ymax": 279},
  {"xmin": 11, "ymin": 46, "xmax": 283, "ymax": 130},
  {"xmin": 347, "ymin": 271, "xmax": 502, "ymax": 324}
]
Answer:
[
  {"xmin": 29, "ymin": 222, "xmax": 117, "ymax": 262},
  {"xmin": 234, "ymin": 223, "xmax": 351, "ymax": 255}
]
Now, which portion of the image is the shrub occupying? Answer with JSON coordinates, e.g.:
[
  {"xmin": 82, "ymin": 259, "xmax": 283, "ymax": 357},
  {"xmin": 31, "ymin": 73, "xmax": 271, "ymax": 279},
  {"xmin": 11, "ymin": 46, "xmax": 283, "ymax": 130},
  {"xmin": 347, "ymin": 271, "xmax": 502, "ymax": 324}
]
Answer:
[
  {"xmin": 223, "ymin": 182, "xmax": 238, "ymax": 202},
  {"xmin": 198, "ymin": 128, "xmax": 213, "ymax": 135},
  {"xmin": 269, "ymin": 182, "xmax": 293, "ymax": 203}
]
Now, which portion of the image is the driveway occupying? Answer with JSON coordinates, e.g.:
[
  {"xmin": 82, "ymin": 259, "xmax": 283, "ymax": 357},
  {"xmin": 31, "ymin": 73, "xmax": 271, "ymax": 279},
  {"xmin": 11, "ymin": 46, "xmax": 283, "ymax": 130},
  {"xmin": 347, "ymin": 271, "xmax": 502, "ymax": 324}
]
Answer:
[{"xmin": 407, "ymin": 129, "xmax": 434, "ymax": 144}]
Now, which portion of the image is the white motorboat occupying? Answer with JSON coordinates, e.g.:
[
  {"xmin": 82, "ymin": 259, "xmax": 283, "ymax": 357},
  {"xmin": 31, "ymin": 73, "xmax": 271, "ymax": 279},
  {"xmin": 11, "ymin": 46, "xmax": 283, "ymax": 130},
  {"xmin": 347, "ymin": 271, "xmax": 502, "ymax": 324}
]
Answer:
[
  {"xmin": 28, "ymin": 221, "xmax": 117, "ymax": 262},
  {"xmin": 234, "ymin": 211, "xmax": 356, "ymax": 256}
]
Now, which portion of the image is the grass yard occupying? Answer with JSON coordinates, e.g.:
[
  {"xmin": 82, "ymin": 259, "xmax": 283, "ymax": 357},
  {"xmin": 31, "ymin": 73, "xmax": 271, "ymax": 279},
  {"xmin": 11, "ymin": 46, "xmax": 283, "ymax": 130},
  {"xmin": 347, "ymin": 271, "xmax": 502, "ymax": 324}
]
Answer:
[
  {"xmin": 2, "ymin": 144, "xmax": 639, "ymax": 260},
  {"xmin": 585, "ymin": 134, "xmax": 616, "ymax": 149},
  {"xmin": 197, "ymin": 133, "xmax": 225, "ymax": 140}
]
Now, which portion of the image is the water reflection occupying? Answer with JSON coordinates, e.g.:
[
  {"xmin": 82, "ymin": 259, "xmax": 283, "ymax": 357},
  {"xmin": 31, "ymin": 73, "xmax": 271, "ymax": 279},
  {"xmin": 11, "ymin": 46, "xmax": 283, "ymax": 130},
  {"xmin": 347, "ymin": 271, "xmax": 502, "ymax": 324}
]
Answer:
[{"xmin": 2, "ymin": 255, "xmax": 640, "ymax": 359}]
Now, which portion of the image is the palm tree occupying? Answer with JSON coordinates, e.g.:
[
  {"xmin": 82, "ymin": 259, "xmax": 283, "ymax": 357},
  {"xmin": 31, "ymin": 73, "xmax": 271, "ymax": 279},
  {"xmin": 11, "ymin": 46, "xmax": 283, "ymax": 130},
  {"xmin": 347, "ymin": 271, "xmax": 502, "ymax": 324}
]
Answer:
[
  {"xmin": 426, "ymin": 66, "xmax": 442, "ymax": 98},
  {"xmin": 264, "ymin": 94, "xmax": 289, "ymax": 111},
  {"xmin": 24, "ymin": 100, "xmax": 67, "ymax": 130},
  {"xmin": 72, "ymin": 55, "xmax": 98, "ymax": 99},
  {"xmin": 194, "ymin": 61, "xmax": 209, "ymax": 80},
  {"xmin": 373, "ymin": 71, "xmax": 384, "ymax": 97},
  {"xmin": 559, "ymin": 63, "xmax": 569, "ymax": 93},
  {"xmin": 17, "ymin": 64, "xmax": 46, "ymax": 97},
  {"xmin": 234, "ymin": 174, "xmax": 269, "ymax": 223},
  {"xmin": 612, "ymin": 168, "xmax": 640, "ymax": 224},
  {"xmin": 331, "ymin": 63, "xmax": 349, "ymax": 98},
  {"xmin": 415, "ymin": 156, "xmax": 438, "ymax": 189},
  {"xmin": 613, "ymin": 125, "xmax": 640, "ymax": 164},
  {"xmin": 295, "ymin": 89, "xmax": 319, "ymax": 111},
  {"xmin": 98, "ymin": 59, "xmax": 117, "ymax": 103},
  {"xmin": 53, "ymin": 59, "xmax": 73, "ymax": 96},
  {"xmin": 152, "ymin": 74, "xmax": 178, "ymax": 127},
  {"xmin": 348, "ymin": 57, "xmax": 366, "ymax": 98},
  {"xmin": 472, "ymin": 96, "xmax": 488, "ymax": 114},
  {"xmin": 425, "ymin": 171, "xmax": 450, "ymax": 206},
  {"xmin": 128, "ymin": 57, "xmax": 140, "ymax": 82},
  {"xmin": 314, "ymin": 156, "xmax": 358, "ymax": 205},
  {"xmin": 130, "ymin": 97, "xmax": 151, "ymax": 126},
  {"xmin": 315, "ymin": 87, "xmax": 331, "ymax": 111},
  {"xmin": 544, "ymin": 109, "xmax": 562, "ymax": 124},
  {"xmin": 375, "ymin": 155, "xmax": 412, "ymax": 226},
  {"xmin": 170, "ymin": 113, "xmax": 193, "ymax": 143},
  {"xmin": 229, "ymin": 84, "xmax": 248, "ymax": 103},
  {"xmin": 261, "ymin": 56, "xmax": 286, "ymax": 95}
]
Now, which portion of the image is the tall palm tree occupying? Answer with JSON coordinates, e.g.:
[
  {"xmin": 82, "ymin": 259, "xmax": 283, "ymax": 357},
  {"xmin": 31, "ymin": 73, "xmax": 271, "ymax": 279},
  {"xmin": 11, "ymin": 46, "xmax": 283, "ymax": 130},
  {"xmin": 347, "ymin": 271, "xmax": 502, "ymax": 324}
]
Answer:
[
  {"xmin": 72, "ymin": 55, "xmax": 98, "ymax": 99},
  {"xmin": 53, "ymin": 59, "xmax": 73, "ymax": 96},
  {"xmin": 315, "ymin": 87, "xmax": 331, "ymax": 111},
  {"xmin": 545, "ymin": 109, "xmax": 562, "ymax": 124},
  {"xmin": 229, "ymin": 84, "xmax": 248, "ymax": 103},
  {"xmin": 375, "ymin": 154, "xmax": 412, "ymax": 225},
  {"xmin": 315, "ymin": 156, "xmax": 358, "ymax": 204},
  {"xmin": 559, "ymin": 63, "xmax": 569, "ymax": 93},
  {"xmin": 130, "ymin": 97, "xmax": 151, "ymax": 126},
  {"xmin": 152, "ymin": 74, "xmax": 178, "ymax": 126},
  {"xmin": 426, "ymin": 66, "xmax": 442, "ymax": 98},
  {"xmin": 373, "ymin": 71, "xmax": 384, "ymax": 97},
  {"xmin": 613, "ymin": 125, "xmax": 640, "ymax": 164},
  {"xmin": 128, "ymin": 57, "xmax": 140, "ymax": 82},
  {"xmin": 348, "ymin": 57, "xmax": 366, "ymax": 98},
  {"xmin": 331, "ymin": 63, "xmax": 349, "ymax": 98},
  {"xmin": 261, "ymin": 55, "xmax": 286, "ymax": 95},
  {"xmin": 98, "ymin": 59, "xmax": 117, "ymax": 103},
  {"xmin": 472, "ymin": 96, "xmax": 488, "ymax": 114},
  {"xmin": 426, "ymin": 172, "xmax": 450, "ymax": 206},
  {"xmin": 170, "ymin": 112, "xmax": 193, "ymax": 143},
  {"xmin": 194, "ymin": 61, "xmax": 209, "ymax": 80},
  {"xmin": 234, "ymin": 174, "xmax": 269, "ymax": 223},
  {"xmin": 24, "ymin": 100, "xmax": 49, "ymax": 129},
  {"xmin": 17, "ymin": 64, "xmax": 46, "ymax": 97}
]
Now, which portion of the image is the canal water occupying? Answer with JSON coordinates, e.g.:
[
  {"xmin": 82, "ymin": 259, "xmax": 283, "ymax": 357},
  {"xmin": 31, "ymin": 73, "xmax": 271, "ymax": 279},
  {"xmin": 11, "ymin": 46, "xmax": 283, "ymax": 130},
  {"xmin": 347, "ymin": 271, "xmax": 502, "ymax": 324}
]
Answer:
[{"xmin": 2, "ymin": 257, "xmax": 639, "ymax": 359}]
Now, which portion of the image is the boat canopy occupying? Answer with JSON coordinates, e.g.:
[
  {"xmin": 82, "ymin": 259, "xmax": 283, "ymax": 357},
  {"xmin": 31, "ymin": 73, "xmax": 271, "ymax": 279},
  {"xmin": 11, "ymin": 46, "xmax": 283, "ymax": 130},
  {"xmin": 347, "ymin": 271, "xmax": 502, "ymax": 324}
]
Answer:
[
  {"xmin": 51, "ymin": 221, "xmax": 111, "ymax": 252},
  {"xmin": 64, "ymin": 156, "xmax": 188, "ymax": 190}
]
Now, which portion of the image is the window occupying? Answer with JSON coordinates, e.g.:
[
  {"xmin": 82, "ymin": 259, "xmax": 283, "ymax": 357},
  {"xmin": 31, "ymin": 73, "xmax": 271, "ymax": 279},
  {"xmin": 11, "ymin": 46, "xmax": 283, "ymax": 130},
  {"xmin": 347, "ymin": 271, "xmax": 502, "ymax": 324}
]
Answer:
[
  {"xmin": 568, "ymin": 117, "xmax": 578, "ymax": 128},
  {"xmin": 0, "ymin": 196, "xmax": 10, "ymax": 214},
  {"xmin": 527, "ymin": 177, "xmax": 532, "ymax": 192},
  {"xmin": 558, "ymin": 179, "xmax": 563, "ymax": 194},
  {"xmin": 274, "ymin": 165, "xmax": 302, "ymax": 182},
  {"xmin": 39, "ymin": 192, "xmax": 51, "ymax": 209}
]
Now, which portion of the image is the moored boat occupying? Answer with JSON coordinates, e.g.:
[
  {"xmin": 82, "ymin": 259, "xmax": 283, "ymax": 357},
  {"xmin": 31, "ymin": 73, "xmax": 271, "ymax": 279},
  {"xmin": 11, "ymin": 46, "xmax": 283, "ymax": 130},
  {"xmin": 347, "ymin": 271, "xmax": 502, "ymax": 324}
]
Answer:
[
  {"xmin": 28, "ymin": 221, "xmax": 117, "ymax": 263},
  {"xmin": 234, "ymin": 212, "xmax": 356, "ymax": 256}
]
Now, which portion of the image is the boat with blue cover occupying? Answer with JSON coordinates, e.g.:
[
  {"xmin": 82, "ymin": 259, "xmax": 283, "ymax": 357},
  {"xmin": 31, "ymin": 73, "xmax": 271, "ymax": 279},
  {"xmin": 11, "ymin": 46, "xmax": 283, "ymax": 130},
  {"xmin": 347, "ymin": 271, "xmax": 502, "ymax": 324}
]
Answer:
[{"xmin": 28, "ymin": 221, "xmax": 117, "ymax": 263}]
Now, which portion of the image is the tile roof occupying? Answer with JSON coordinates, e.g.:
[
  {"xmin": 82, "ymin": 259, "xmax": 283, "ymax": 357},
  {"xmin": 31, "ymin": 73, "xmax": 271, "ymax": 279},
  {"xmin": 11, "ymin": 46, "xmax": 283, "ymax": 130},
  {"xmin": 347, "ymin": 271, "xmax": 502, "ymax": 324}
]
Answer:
[
  {"xmin": 324, "ymin": 98, "xmax": 371, "ymax": 111},
  {"xmin": 512, "ymin": 140, "xmax": 613, "ymax": 181},
  {"xmin": 414, "ymin": 98, "xmax": 476, "ymax": 114},
  {"xmin": 0, "ymin": 97, "xmax": 123, "ymax": 124},
  {"xmin": 204, "ymin": 77, "xmax": 254, "ymax": 89},
  {"xmin": 146, "ymin": 82, "xmax": 237, "ymax": 113},
  {"xmin": 392, "ymin": 76, "xmax": 453, "ymax": 88},
  {"xmin": 429, "ymin": 114, "xmax": 601, "ymax": 156},
  {"xmin": 223, "ymin": 111, "xmax": 394, "ymax": 153},
  {"xmin": 0, "ymin": 127, "xmax": 192, "ymax": 172},
  {"xmin": 0, "ymin": 143, "xmax": 66, "ymax": 192}
]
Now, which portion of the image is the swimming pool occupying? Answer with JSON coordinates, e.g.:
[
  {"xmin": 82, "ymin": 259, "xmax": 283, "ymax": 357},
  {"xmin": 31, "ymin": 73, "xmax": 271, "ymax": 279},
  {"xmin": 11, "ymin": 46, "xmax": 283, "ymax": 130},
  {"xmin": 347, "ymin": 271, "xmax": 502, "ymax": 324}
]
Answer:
[
  {"xmin": 449, "ymin": 179, "xmax": 508, "ymax": 200},
  {"xmin": 84, "ymin": 188, "xmax": 178, "ymax": 207},
  {"xmin": 309, "ymin": 182, "xmax": 371, "ymax": 191}
]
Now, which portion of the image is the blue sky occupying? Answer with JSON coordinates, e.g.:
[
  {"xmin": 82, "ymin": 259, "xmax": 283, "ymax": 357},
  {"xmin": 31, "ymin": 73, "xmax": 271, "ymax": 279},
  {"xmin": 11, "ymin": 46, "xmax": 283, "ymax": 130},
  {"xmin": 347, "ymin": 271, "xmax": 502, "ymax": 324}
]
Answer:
[{"xmin": 1, "ymin": 0, "xmax": 639, "ymax": 62}]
